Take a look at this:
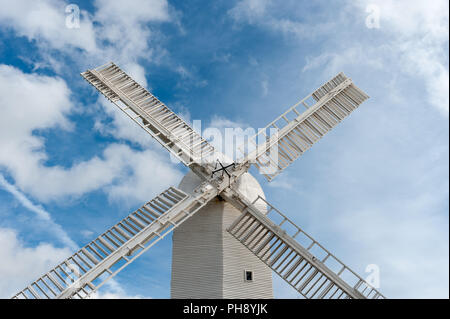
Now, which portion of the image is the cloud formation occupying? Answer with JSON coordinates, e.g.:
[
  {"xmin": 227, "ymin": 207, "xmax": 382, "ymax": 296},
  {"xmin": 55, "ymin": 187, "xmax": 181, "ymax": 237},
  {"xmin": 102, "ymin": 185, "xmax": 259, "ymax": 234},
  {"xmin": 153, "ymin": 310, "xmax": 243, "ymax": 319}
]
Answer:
[
  {"xmin": 0, "ymin": 227, "xmax": 72, "ymax": 298},
  {"xmin": 0, "ymin": 65, "xmax": 181, "ymax": 203}
]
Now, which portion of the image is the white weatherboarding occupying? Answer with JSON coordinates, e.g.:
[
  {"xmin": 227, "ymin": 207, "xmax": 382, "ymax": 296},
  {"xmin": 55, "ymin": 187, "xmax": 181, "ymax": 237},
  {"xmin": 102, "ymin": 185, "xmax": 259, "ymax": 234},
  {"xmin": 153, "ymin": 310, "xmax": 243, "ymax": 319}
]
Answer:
[{"xmin": 12, "ymin": 62, "xmax": 385, "ymax": 299}]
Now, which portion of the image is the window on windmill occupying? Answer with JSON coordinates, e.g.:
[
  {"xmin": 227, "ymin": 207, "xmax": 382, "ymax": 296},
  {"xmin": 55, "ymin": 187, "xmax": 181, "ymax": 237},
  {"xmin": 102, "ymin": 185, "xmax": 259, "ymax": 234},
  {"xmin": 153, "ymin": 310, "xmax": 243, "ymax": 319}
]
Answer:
[{"xmin": 244, "ymin": 270, "xmax": 253, "ymax": 282}]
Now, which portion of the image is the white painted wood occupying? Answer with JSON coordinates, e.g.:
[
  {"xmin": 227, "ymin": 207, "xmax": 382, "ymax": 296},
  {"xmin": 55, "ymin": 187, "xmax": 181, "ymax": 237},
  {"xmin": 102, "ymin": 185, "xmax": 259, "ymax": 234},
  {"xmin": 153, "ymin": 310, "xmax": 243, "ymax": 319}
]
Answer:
[
  {"xmin": 171, "ymin": 172, "xmax": 273, "ymax": 298},
  {"xmin": 226, "ymin": 191, "xmax": 386, "ymax": 299},
  {"xmin": 237, "ymin": 73, "xmax": 369, "ymax": 181},
  {"xmin": 12, "ymin": 185, "xmax": 219, "ymax": 299},
  {"xmin": 81, "ymin": 63, "xmax": 217, "ymax": 168},
  {"xmin": 12, "ymin": 62, "xmax": 384, "ymax": 300}
]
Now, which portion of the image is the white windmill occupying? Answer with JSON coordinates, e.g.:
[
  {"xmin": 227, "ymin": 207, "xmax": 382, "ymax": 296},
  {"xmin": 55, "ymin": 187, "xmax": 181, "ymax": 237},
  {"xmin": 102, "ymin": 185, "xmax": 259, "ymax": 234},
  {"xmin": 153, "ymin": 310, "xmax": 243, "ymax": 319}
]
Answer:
[{"xmin": 12, "ymin": 62, "xmax": 385, "ymax": 299}]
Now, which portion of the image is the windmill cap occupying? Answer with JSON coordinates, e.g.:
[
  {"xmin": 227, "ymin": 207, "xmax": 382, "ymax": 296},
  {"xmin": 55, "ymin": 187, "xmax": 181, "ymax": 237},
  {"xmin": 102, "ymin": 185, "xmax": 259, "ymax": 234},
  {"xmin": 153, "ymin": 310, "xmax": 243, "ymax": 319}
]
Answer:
[{"xmin": 179, "ymin": 171, "xmax": 267, "ymax": 211}]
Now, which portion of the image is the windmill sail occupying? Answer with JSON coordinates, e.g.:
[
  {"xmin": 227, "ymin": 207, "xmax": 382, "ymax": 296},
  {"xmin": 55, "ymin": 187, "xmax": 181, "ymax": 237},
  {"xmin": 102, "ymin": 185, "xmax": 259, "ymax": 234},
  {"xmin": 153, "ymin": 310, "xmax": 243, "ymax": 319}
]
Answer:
[
  {"xmin": 226, "ymin": 193, "xmax": 384, "ymax": 299},
  {"xmin": 12, "ymin": 186, "xmax": 218, "ymax": 299},
  {"xmin": 82, "ymin": 62, "xmax": 216, "ymax": 168},
  {"xmin": 11, "ymin": 63, "xmax": 386, "ymax": 300},
  {"xmin": 238, "ymin": 73, "xmax": 369, "ymax": 181}
]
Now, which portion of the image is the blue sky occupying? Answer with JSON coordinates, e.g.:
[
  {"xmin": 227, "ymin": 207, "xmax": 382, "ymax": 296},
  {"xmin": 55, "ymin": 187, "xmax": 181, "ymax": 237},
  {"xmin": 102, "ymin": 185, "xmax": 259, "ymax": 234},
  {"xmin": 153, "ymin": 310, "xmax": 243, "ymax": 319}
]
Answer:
[{"xmin": 0, "ymin": 0, "xmax": 448, "ymax": 298}]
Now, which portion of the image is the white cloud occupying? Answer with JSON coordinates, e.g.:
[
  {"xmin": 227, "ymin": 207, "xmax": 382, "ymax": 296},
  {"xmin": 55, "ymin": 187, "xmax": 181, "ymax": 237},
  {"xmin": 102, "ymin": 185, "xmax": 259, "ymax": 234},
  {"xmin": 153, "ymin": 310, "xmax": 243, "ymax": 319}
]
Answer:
[
  {"xmin": 0, "ymin": 173, "xmax": 169, "ymax": 298},
  {"xmin": 266, "ymin": 174, "xmax": 300, "ymax": 193},
  {"xmin": 227, "ymin": 0, "xmax": 448, "ymax": 298},
  {"xmin": 175, "ymin": 65, "xmax": 192, "ymax": 79},
  {"xmin": 364, "ymin": 0, "xmax": 449, "ymax": 38},
  {"xmin": 0, "ymin": 169, "xmax": 167, "ymax": 298},
  {"xmin": 231, "ymin": 0, "xmax": 449, "ymax": 116},
  {"xmin": 0, "ymin": 0, "xmax": 97, "ymax": 52},
  {"xmin": 207, "ymin": 115, "xmax": 248, "ymax": 131},
  {"xmin": 0, "ymin": 0, "xmax": 181, "ymax": 157},
  {"xmin": 80, "ymin": 230, "xmax": 94, "ymax": 239},
  {"xmin": 90, "ymin": 0, "xmax": 170, "ymax": 68},
  {"xmin": 0, "ymin": 175, "xmax": 77, "ymax": 250},
  {"xmin": 0, "ymin": 225, "xmax": 147, "ymax": 298},
  {"xmin": 93, "ymin": 98, "xmax": 154, "ymax": 148},
  {"xmin": 229, "ymin": 0, "xmax": 271, "ymax": 23},
  {"xmin": 89, "ymin": 280, "xmax": 149, "ymax": 299},
  {"xmin": 1, "ymin": 0, "xmax": 447, "ymax": 300},
  {"xmin": 394, "ymin": 39, "xmax": 449, "ymax": 116},
  {"xmin": 0, "ymin": 227, "xmax": 72, "ymax": 298},
  {"xmin": 0, "ymin": 0, "xmax": 184, "ymax": 206},
  {"xmin": 229, "ymin": 0, "xmax": 336, "ymax": 40},
  {"xmin": 304, "ymin": 1, "xmax": 449, "ymax": 117},
  {"xmin": 94, "ymin": 0, "xmax": 169, "ymax": 25},
  {"xmin": 356, "ymin": 0, "xmax": 449, "ymax": 116},
  {"xmin": 267, "ymin": 18, "xmax": 335, "ymax": 40},
  {"xmin": 104, "ymin": 145, "xmax": 183, "ymax": 205},
  {"xmin": 331, "ymin": 195, "xmax": 449, "ymax": 298},
  {"xmin": 261, "ymin": 79, "xmax": 269, "ymax": 96},
  {"xmin": 0, "ymin": 65, "xmax": 181, "ymax": 203},
  {"xmin": 202, "ymin": 115, "xmax": 254, "ymax": 162},
  {"xmin": 0, "ymin": 0, "xmax": 172, "ymax": 79},
  {"xmin": 278, "ymin": 92, "xmax": 449, "ymax": 298}
]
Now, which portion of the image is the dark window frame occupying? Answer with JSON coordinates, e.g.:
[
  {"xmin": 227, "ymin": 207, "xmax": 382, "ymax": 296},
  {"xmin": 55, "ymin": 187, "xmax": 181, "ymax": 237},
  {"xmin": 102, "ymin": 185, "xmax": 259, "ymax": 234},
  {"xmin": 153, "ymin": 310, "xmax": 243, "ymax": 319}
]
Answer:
[{"xmin": 244, "ymin": 270, "xmax": 253, "ymax": 282}]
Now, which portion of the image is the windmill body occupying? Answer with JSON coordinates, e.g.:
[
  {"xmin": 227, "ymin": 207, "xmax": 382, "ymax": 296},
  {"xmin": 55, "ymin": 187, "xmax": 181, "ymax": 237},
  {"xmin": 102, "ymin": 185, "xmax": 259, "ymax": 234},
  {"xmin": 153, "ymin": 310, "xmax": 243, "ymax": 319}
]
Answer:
[
  {"xmin": 171, "ymin": 172, "xmax": 273, "ymax": 298},
  {"xmin": 11, "ymin": 62, "xmax": 386, "ymax": 300}
]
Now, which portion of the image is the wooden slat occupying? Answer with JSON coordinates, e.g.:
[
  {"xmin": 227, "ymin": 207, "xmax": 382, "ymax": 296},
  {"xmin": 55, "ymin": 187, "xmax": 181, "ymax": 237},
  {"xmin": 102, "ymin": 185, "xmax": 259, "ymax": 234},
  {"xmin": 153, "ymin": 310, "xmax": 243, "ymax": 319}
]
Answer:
[
  {"xmin": 227, "ymin": 194, "xmax": 386, "ymax": 299},
  {"xmin": 238, "ymin": 73, "xmax": 369, "ymax": 181},
  {"xmin": 12, "ymin": 186, "xmax": 199, "ymax": 299},
  {"xmin": 81, "ymin": 63, "xmax": 216, "ymax": 167}
]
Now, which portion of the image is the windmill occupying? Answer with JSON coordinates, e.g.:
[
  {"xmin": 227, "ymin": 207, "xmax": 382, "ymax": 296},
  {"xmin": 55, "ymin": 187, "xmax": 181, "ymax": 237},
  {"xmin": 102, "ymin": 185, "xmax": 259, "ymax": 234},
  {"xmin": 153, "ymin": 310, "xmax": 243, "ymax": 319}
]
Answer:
[{"xmin": 11, "ymin": 62, "xmax": 385, "ymax": 299}]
